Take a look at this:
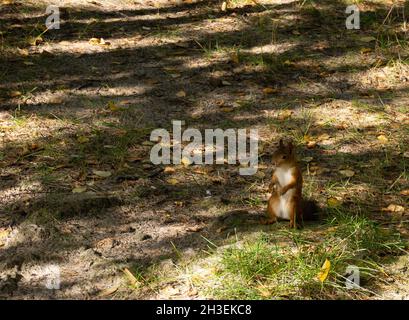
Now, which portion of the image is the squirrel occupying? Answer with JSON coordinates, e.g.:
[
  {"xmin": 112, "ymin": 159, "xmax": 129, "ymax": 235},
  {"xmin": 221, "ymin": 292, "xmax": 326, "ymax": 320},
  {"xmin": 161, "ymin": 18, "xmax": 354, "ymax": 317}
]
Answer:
[{"xmin": 262, "ymin": 139, "xmax": 318, "ymax": 228}]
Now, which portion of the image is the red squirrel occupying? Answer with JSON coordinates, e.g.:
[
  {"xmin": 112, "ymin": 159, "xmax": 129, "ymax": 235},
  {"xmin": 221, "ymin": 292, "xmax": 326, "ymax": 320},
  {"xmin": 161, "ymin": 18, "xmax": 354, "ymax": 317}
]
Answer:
[{"xmin": 262, "ymin": 139, "xmax": 317, "ymax": 228}]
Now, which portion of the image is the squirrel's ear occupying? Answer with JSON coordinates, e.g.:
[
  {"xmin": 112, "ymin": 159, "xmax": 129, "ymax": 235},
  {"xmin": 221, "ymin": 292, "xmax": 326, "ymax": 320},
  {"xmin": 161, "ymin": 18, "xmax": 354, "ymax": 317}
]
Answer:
[{"xmin": 288, "ymin": 140, "xmax": 294, "ymax": 153}]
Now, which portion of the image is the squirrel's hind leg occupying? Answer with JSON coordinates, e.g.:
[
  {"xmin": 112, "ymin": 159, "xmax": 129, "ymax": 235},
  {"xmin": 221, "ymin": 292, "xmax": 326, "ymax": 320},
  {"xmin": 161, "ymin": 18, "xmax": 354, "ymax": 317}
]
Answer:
[{"xmin": 261, "ymin": 195, "xmax": 278, "ymax": 225}]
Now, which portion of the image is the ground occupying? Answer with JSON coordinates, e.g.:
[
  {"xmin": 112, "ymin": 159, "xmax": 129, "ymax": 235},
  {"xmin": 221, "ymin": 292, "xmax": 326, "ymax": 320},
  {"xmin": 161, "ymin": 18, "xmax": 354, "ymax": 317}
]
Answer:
[{"xmin": 0, "ymin": 0, "xmax": 408, "ymax": 299}]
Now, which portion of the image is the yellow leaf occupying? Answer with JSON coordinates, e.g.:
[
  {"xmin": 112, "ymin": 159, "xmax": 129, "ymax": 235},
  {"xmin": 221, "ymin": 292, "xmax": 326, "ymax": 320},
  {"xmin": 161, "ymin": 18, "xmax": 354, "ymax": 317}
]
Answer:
[
  {"xmin": 307, "ymin": 141, "xmax": 317, "ymax": 149},
  {"xmin": 89, "ymin": 38, "xmax": 111, "ymax": 46},
  {"xmin": 98, "ymin": 285, "xmax": 119, "ymax": 297},
  {"xmin": 317, "ymin": 133, "xmax": 330, "ymax": 141},
  {"xmin": 230, "ymin": 51, "xmax": 239, "ymax": 64},
  {"xmin": 0, "ymin": 227, "xmax": 11, "ymax": 247},
  {"xmin": 181, "ymin": 157, "xmax": 192, "ymax": 167},
  {"xmin": 361, "ymin": 36, "xmax": 376, "ymax": 43},
  {"xmin": 220, "ymin": 107, "xmax": 234, "ymax": 113},
  {"xmin": 123, "ymin": 268, "xmax": 139, "ymax": 286},
  {"xmin": 360, "ymin": 47, "xmax": 372, "ymax": 54},
  {"xmin": 9, "ymin": 90, "xmax": 22, "ymax": 98},
  {"xmin": 339, "ymin": 169, "xmax": 355, "ymax": 177},
  {"xmin": 176, "ymin": 90, "xmax": 186, "ymax": 98},
  {"xmin": 77, "ymin": 136, "xmax": 89, "ymax": 144},
  {"xmin": 377, "ymin": 134, "xmax": 388, "ymax": 143},
  {"xmin": 221, "ymin": 1, "xmax": 227, "ymax": 11},
  {"xmin": 89, "ymin": 38, "xmax": 99, "ymax": 45},
  {"xmin": 164, "ymin": 166, "xmax": 176, "ymax": 174},
  {"xmin": 262, "ymin": 87, "xmax": 277, "ymax": 94},
  {"xmin": 277, "ymin": 110, "xmax": 292, "ymax": 120},
  {"xmin": 108, "ymin": 101, "xmax": 120, "ymax": 111},
  {"xmin": 317, "ymin": 259, "xmax": 331, "ymax": 283},
  {"xmin": 72, "ymin": 186, "xmax": 87, "ymax": 193},
  {"xmin": 29, "ymin": 36, "xmax": 43, "ymax": 46},
  {"xmin": 382, "ymin": 204, "xmax": 405, "ymax": 213},
  {"xmin": 17, "ymin": 48, "xmax": 29, "ymax": 57},
  {"xmin": 167, "ymin": 178, "xmax": 179, "ymax": 185},
  {"xmin": 327, "ymin": 197, "xmax": 341, "ymax": 207},
  {"xmin": 93, "ymin": 170, "xmax": 112, "ymax": 178}
]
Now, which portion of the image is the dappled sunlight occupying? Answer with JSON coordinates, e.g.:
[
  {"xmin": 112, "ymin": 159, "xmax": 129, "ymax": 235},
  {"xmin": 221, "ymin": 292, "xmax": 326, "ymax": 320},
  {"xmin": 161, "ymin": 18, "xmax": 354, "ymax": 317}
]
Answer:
[{"xmin": 0, "ymin": 0, "xmax": 408, "ymax": 300}]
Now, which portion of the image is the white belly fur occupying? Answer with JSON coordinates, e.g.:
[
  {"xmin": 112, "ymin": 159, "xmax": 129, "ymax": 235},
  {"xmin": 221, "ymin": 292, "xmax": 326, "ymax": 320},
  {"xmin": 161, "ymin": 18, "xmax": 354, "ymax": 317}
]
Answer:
[
  {"xmin": 274, "ymin": 167, "xmax": 295, "ymax": 220},
  {"xmin": 275, "ymin": 189, "xmax": 294, "ymax": 220}
]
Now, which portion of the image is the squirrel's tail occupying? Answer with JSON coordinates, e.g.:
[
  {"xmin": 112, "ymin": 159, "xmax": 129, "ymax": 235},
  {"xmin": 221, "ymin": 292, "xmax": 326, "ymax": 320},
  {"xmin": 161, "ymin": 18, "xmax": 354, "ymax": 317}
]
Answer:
[{"xmin": 301, "ymin": 199, "xmax": 320, "ymax": 221}]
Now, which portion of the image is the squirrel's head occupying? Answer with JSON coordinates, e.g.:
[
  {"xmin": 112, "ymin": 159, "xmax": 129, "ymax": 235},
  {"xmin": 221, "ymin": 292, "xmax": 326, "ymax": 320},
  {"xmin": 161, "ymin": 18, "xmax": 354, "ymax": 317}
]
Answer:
[{"xmin": 271, "ymin": 139, "xmax": 295, "ymax": 169}]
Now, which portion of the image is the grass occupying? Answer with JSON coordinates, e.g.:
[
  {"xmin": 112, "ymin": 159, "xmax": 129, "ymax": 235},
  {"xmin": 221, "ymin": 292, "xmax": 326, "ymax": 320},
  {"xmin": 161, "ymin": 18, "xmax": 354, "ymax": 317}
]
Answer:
[{"xmin": 213, "ymin": 207, "xmax": 406, "ymax": 299}]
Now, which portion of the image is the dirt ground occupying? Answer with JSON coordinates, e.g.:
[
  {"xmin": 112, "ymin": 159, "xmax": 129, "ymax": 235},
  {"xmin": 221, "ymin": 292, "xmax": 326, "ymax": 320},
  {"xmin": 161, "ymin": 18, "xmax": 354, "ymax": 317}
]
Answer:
[{"xmin": 0, "ymin": 0, "xmax": 408, "ymax": 299}]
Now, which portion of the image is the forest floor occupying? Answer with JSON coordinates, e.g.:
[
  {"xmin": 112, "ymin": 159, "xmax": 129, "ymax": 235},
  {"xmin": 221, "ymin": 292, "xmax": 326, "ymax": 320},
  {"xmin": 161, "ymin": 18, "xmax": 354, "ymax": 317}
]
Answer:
[{"xmin": 0, "ymin": 0, "xmax": 408, "ymax": 299}]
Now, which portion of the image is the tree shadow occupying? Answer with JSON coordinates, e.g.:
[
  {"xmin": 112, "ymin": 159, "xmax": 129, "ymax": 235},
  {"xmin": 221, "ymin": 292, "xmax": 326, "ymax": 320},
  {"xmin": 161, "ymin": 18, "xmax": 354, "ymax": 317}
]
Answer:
[{"xmin": 1, "ymin": 0, "xmax": 408, "ymax": 298}]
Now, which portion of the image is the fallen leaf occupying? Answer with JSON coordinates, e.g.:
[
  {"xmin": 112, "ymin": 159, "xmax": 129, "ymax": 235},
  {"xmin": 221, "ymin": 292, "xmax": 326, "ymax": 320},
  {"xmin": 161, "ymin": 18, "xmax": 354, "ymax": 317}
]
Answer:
[
  {"xmin": 317, "ymin": 133, "xmax": 331, "ymax": 141},
  {"xmin": 339, "ymin": 169, "xmax": 355, "ymax": 178},
  {"xmin": 77, "ymin": 136, "xmax": 89, "ymax": 144},
  {"xmin": 277, "ymin": 110, "xmax": 293, "ymax": 120},
  {"xmin": 230, "ymin": 51, "xmax": 239, "ymax": 64},
  {"xmin": 307, "ymin": 141, "xmax": 317, "ymax": 149},
  {"xmin": 176, "ymin": 90, "xmax": 186, "ymax": 98},
  {"xmin": 89, "ymin": 38, "xmax": 110, "ymax": 46},
  {"xmin": 123, "ymin": 268, "xmax": 138, "ymax": 286},
  {"xmin": 382, "ymin": 204, "xmax": 405, "ymax": 213},
  {"xmin": 377, "ymin": 134, "xmax": 388, "ymax": 143},
  {"xmin": 181, "ymin": 157, "xmax": 192, "ymax": 166},
  {"xmin": 164, "ymin": 166, "xmax": 176, "ymax": 174},
  {"xmin": 360, "ymin": 47, "xmax": 372, "ymax": 54},
  {"xmin": 403, "ymin": 151, "xmax": 409, "ymax": 158},
  {"xmin": 29, "ymin": 36, "xmax": 43, "ymax": 46},
  {"xmin": 0, "ymin": 227, "xmax": 11, "ymax": 247},
  {"xmin": 317, "ymin": 259, "xmax": 331, "ymax": 283},
  {"xmin": 98, "ymin": 285, "xmax": 119, "ymax": 297},
  {"xmin": 167, "ymin": 178, "xmax": 179, "ymax": 185},
  {"xmin": 9, "ymin": 90, "xmax": 22, "ymax": 98},
  {"xmin": 108, "ymin": 101, "xmax": 120, "ymax": 111},
  {"xmin": 72, "ymin": 186, "xmax": 87, "ymax": 193},
  {"xmin": 17, "ymin": 48, "xmax": 29, "ymax": 57},
  {"xmin": 400, "ymin": 189, "xmax": 409, "ymax": 196},
  {"xmin": 221, "ymin": 1, "xmax": 227, "ymax": 11},
  {"xmin": 93, "ymin": 170, "xmax": 112, "ymax": 178},
  {"xmin": 327, "ymin": 197, "xmax": 341, "ymax": 207},
  {"xmin": 361, "ymin": 36, "xmax": 376, "ymax": 43},
  {"xmin": 186, "ymin": 225, "xmax": 204, "ymax": 232},
  {"xmin": 262, "ymin": 87, "xmax": 277, "ymax": 94}
]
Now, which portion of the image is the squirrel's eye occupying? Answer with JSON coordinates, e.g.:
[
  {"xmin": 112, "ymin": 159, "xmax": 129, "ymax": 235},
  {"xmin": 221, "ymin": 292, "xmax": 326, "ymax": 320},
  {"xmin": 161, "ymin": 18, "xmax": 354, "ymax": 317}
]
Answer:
[{"xmin": 282, "ymin": 155, "xmax": 286, "ymax": 159}]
